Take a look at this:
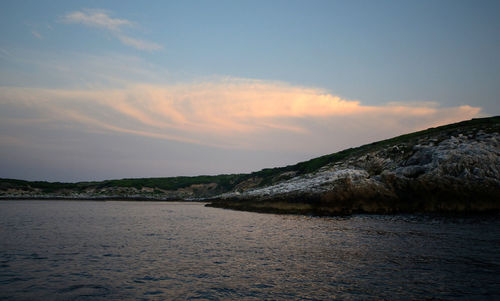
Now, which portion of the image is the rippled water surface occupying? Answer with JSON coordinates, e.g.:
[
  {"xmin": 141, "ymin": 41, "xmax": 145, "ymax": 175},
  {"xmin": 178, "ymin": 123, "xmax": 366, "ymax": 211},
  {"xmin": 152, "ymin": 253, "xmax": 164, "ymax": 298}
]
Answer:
[{"xmin": 0, "ymin": 201, "xmax": 499, "ymax": 300}]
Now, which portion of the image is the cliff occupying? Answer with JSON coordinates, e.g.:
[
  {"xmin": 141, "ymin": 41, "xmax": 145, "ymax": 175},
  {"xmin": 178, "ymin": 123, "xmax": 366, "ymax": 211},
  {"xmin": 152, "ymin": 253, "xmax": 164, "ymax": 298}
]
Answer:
[
  {"xmin": 2, "ymin": 116, "xmax": 499, "ymax": 215},
  {"xmin": 207, "ymin": 117, "xmax": 500, "ymax": 214}
]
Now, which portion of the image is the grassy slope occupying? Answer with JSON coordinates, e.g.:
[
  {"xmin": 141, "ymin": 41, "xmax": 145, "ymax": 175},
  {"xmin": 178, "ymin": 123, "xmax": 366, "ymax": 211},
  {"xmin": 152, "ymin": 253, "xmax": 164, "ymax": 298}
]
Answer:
[{"xmin": 1, "ymin": 116, "xmax": 499, "ymax": 195}]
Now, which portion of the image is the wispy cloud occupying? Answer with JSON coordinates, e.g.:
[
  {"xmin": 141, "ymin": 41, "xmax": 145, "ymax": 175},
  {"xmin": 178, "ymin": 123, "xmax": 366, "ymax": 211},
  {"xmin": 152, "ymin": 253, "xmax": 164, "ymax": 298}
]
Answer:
[
  {"xmin": 61, "ymin": 9, "xmax": 162, "ymax": 51},
  {"xmin": 26, "ymin": 22, "xmax": 52, "ymax": 40},
  {"xmin": 62, "ymin": 9, "xmax": 132, "ymax": 31},
  {"xmin": 0, "ymin": 79, "xmax": 482, "ymax": 151},
  {"xmin": 116, "ymin": 35, "xmax": 163, "ymax": 51},
  {"xmin": 31, "ymin": 30, "xmax": 43, "ymax": 39}
]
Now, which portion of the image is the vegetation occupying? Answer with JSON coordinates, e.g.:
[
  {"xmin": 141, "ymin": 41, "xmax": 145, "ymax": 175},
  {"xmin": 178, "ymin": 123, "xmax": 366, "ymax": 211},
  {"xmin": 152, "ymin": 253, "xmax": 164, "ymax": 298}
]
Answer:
[{"xmin": 1, "ymin": 116, "xmax": 498, "ymax": 198}]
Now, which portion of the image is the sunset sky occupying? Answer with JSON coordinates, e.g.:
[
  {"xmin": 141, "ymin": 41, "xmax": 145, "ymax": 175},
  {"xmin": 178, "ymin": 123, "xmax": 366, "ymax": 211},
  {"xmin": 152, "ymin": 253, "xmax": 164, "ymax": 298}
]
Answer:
[{"xmin": 1, "ymin": 0, "xmax": 499, "ymax": 181}]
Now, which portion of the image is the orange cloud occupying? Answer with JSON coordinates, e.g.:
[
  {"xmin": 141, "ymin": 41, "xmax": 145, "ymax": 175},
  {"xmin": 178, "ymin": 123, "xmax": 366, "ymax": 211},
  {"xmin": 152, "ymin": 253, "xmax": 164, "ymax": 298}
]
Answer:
[
  {"xmin": 0, "ymin": 79, "xmax": 482, "ymax": 151},
  {"xmin": 61, "ymin": 9, "xmax": 162, "ymax": 51}
]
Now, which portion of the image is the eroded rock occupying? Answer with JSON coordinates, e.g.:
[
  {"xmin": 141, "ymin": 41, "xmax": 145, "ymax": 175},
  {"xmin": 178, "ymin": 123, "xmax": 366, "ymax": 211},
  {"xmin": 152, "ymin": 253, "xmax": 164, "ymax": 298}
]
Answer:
[{"xmin": 210, "ymin": 124, "xmax": 500, "ymax": 214}]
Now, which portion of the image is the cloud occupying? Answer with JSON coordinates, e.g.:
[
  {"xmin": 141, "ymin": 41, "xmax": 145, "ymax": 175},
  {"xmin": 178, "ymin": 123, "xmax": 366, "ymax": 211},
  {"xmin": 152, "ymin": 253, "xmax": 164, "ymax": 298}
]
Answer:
[
  {"xmin": 116, "ymin": 35, "xmax": 163, "ymax": 51},
  {"xmin": 61, "ymin": 9, "xmax": 162, "ymax": 51},
  {"xmin": 61, "ymin": 9, "xmax": 132, "ymax": 31},
  {"xmin": 0, "ymin": 79, "xmax": 482, "ymax": 152},
  {"xmin": 31, "ymin": 30, "xmax": 43, "ymax": 39}
]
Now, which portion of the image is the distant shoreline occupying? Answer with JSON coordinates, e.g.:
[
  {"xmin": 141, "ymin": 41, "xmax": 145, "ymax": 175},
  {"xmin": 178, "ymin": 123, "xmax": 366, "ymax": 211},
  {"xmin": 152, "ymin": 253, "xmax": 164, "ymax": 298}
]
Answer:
[
  {"xmin": 2, "ymin": 117, "xmax": 499, "ymax": 216},
  {"xmin": 0, "ymin": 196, "xmax": 198, "ymax": 202},
  {"xmin": 2, "ymin": 196, "xmax": 499, "ymax": 217}
]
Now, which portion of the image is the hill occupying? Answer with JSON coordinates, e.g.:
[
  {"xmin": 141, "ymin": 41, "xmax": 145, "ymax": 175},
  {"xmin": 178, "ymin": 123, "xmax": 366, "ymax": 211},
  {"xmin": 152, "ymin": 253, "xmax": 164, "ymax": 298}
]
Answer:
[{"xmin": 2, "ymin": 116, "xmax": 499, "ymax": 215}]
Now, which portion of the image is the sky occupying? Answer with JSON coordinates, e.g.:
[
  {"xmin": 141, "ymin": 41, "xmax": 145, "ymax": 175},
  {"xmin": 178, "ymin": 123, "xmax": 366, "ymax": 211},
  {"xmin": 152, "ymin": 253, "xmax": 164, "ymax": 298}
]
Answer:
[{"xmin": 0, "ymin": 0, "xmax": 499, "ymax": 182}]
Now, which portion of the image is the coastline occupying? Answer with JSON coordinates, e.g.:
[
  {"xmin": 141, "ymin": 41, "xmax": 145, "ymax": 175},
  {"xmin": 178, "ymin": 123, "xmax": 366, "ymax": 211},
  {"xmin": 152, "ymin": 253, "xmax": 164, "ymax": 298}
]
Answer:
[
  {"xmin": 205, "ymin": 202, "xmax": 500, "ymax": 216},
  {"xmin": 2, "ymin": 117, "xmax": 499, "ymax": 216},
  {"xmin": 0, "ymin": 196, "xmax": 190, "ymax": 202},
  {"xmin": 205, "ymin": 195, "xmax": 500, "ymax": 216},
  {"xmin": 2, "ymin": 195, "xmax": 499, "ymax": 216}
]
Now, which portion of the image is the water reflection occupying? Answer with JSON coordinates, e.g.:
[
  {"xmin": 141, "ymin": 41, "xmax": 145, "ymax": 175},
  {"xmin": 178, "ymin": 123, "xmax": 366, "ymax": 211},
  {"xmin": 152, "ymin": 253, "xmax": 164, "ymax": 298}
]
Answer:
[{"xmin": 0, "ymin": 201, "xmax": 499, "ymax": 300}]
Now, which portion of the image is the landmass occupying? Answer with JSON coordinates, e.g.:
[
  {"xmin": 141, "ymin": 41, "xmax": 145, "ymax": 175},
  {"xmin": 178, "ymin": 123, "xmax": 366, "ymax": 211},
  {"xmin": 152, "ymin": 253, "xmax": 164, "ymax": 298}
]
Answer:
[{"xmin": 1, "ymin": 116, "xmax": 499, "ymax": 215}]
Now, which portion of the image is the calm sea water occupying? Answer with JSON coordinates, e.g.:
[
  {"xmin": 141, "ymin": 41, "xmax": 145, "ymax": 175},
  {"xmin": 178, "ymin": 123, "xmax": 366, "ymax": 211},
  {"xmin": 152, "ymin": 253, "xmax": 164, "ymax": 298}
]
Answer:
[{"xmin": 0, "ymin": 201, "xmax": 499, "ymax": 300}]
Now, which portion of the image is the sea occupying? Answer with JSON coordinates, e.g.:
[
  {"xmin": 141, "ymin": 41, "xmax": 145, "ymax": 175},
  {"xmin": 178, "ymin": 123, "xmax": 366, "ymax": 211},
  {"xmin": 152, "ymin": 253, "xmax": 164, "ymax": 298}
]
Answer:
[{"xmin": 0, "ymin": 200, "xmax": 499, "ymax": 300}]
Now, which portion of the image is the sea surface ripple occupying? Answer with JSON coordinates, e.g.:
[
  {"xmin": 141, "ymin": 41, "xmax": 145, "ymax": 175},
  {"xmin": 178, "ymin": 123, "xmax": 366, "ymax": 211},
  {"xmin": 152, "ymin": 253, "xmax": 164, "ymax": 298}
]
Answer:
[{"xmin": 0, "ymin": 200, "xmax": 499, "ymax": 300}]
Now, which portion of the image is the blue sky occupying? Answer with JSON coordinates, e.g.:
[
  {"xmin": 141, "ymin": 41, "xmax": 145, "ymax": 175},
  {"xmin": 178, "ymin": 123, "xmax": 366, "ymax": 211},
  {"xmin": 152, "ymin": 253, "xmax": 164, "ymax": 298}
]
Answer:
[{"xmin": 0, "ymin": 0, "xmax": 499, "ymax": 181}]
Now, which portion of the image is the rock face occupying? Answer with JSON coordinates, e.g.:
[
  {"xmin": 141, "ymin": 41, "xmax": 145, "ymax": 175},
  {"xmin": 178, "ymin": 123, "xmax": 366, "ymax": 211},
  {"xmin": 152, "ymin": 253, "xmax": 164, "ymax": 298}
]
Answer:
[
  {"xmin": 209, "ymin": 124, "xmax": 500, "ymax": 215},
  {"xmin": 2, "ymin": 117, "xmax": 499, "ymax": 214}
]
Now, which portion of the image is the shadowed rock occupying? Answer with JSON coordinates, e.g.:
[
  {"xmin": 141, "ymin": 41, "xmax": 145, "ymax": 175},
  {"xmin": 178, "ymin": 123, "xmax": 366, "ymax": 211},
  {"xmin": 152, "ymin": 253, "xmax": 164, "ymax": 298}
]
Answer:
[{"xmin": 208, "ymin": 118, "xmax": 500, "ymax": 215}]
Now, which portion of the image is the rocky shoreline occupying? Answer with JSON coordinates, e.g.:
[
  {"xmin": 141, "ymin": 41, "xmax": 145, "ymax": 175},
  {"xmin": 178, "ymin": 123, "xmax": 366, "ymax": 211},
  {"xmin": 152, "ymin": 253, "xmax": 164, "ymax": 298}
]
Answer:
[
  {"xmin": 207, "ymin": 121, "xmax": 500, "ymax": 215},
  {"xmin": 2, "ymin": 117, "xmax": 499, "ymax": 215}
]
